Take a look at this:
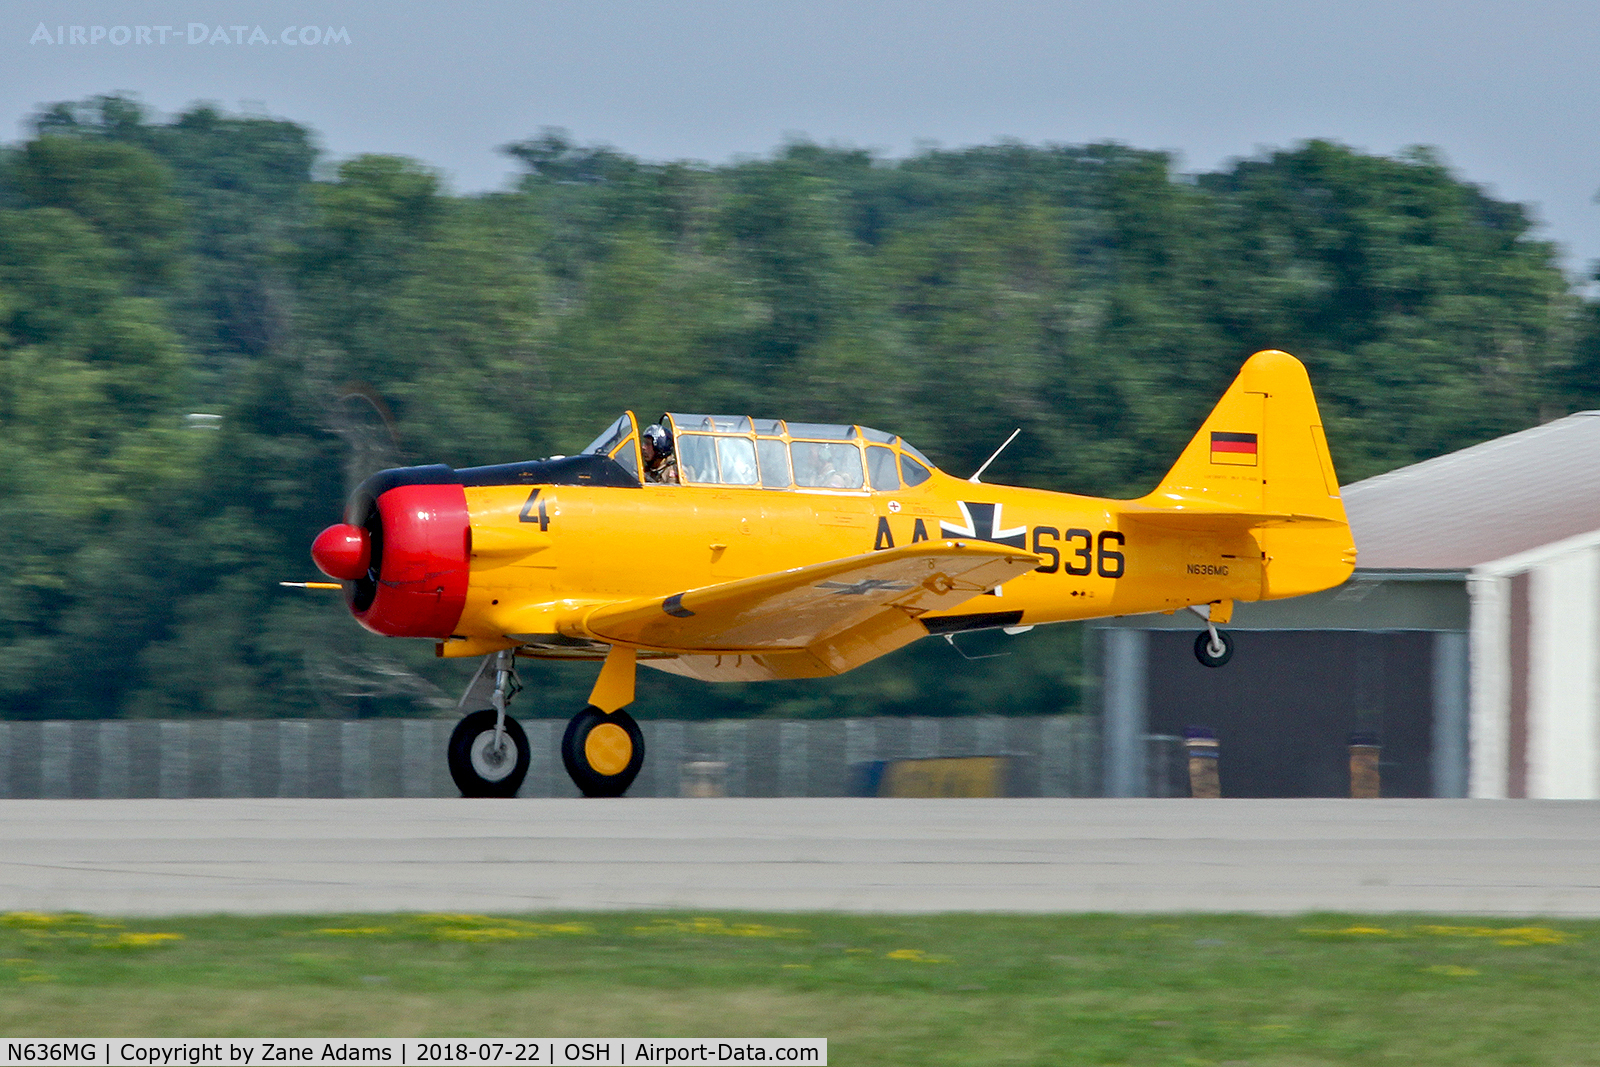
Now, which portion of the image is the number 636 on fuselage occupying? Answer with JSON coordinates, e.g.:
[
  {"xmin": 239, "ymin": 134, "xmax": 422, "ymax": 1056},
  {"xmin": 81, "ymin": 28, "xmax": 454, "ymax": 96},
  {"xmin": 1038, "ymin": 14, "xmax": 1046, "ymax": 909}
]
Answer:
[{"xmin": 302, "ymin": 350, "xmax": 1356, "ymax": 797}]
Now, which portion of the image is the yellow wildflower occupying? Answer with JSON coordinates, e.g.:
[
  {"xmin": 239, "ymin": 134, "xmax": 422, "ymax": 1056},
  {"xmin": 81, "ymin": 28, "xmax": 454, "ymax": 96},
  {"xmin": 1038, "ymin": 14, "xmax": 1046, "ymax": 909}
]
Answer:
[
  {"xmin": 1493, "ymin": 927, "xmax": 1572, "ymax": 945},
  {"xmin": 632, "ymin": 917, "xmax": 803, "ymax": 939},
  {"xmin": 96, "ymin": 932, "xmax": 184, "ymax": 949},
  {"xmin": 2, "ymin": 913, "xmax": 72, "ymax": 928},
  {"xmin": 885, "ymin": 948, "xmax": 951, "ymax": 963},
  {"xmin": 1416, "ymin": 924, "xmax": 1571, "ymax": 945}
]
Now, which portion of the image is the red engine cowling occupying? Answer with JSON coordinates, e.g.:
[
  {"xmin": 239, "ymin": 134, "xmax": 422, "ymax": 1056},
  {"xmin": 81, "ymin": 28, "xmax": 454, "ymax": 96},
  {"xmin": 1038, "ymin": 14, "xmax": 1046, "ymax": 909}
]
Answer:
[{"xmin": 313, "ymin": 466, "xmax": 471, "ymax": 638}]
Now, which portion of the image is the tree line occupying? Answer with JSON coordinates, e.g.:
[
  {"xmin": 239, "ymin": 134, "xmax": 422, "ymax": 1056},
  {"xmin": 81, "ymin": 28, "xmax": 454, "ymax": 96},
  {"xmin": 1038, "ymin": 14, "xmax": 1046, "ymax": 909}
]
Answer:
[{"xmin": 0, "ymin": 94, "xmax": 1589, "ymax": 721}]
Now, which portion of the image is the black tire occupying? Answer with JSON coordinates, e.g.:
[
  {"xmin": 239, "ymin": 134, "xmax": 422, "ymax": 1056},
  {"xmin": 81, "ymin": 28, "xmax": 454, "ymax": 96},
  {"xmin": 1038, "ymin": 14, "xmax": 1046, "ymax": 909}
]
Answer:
[
  {"xmin": 447, "ymin": 709, "xmax": 531, "ymax": 797},
  {"xmin": 561, "ymin": 706, "xmax": 645, "ymax": 797},
  {"xmin": 1194, "ymin": 629, "xmax": 1235, "ymax": 668}
]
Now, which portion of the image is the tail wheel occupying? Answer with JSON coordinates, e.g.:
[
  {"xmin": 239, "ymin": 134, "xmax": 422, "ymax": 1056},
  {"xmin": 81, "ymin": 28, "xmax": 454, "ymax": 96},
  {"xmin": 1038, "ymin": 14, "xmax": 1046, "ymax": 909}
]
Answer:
[
  {"xmin": 447, "ymin": 709, "xmax": 531, "ymax": 797},
  {"xmin": 1194, "ymin": 629, "xmax": 1235, "ymax": 668},
  {"xmin": 562, "ymin": 706, "xmax": 645, "ymax": 797}
]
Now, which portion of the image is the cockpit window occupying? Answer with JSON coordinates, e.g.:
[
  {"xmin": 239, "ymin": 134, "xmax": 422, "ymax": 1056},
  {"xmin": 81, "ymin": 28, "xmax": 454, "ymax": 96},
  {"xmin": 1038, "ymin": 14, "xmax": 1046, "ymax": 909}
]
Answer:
[
  {"xmin": 676, "ymin": 433, "xmax": 718, "ymax": 485},
  {"xmin": 867, "ymin": 445, "xmax": 900, "ymax": 491},
  {"xmin": 860, "ymin": 426, "xmax": 895, "ymax": 444},
  {"xmin": 757, "ymin": 438, "xmax": 791, "ymax": 487},
  {"xmin": 675, "ymin": 433, "xmax": 761, "ymax": 485},
  {"xmin": 610, "ymin": 437, "xmax": 639, "ymax": 478},
  {"xmin": 716, "ymin": 437, "xmax": 759, "ymax": 485},
  {"xmin": 900, "ymin": 454, "xmax": 932, "ymax": 487},
  {"xmin": 792, "ymin": 441, "xmax": 865, "ymax": 489}
]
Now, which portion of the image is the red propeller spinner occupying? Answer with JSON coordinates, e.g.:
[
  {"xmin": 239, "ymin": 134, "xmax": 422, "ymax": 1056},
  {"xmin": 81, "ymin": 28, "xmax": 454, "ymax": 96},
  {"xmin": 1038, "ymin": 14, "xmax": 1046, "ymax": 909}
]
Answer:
[{"xmin": 311, "ymin": 523, "xmax": 371, "ymax": 581}]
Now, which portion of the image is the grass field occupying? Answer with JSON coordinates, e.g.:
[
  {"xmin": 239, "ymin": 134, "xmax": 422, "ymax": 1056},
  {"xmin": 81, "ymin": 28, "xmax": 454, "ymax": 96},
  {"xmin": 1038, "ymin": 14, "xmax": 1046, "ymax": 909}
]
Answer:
[{"xmin": 2, "ymin": 910, "xmax": 1598, "ymax": 1065}]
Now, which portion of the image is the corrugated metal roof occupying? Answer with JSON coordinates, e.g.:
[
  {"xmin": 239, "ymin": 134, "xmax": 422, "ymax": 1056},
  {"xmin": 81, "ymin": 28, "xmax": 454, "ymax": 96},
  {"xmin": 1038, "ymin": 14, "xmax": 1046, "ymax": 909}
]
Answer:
[{"xmin": 1342, "ymin": 412, "xmax": 1600, "ymax": 570}]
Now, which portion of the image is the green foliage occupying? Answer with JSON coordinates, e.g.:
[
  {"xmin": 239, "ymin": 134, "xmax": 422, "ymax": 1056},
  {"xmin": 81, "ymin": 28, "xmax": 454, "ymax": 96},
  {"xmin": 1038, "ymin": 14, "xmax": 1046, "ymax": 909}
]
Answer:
[
  {"xmin": 8, "ymin": 136, "xmax": 185, "ymax": 288},
  {"xmin": 0, "ymin": 194, "xmax": 196, "ymax": 716},
  {"xmin": 0, "ymin": 97, "xmax": 1586, "ymax": 720}
]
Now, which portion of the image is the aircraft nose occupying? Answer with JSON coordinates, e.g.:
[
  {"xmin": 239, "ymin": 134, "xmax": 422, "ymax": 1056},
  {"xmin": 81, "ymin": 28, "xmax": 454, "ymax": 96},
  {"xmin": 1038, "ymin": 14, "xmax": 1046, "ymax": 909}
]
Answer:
[{"xmin": 311, "ymin": 523, "xmax": 371, "ymax": 581}]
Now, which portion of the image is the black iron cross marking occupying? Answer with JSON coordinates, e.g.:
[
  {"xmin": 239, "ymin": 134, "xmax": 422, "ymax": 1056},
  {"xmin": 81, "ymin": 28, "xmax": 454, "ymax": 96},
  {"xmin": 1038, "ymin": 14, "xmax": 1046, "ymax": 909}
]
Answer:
[
  {"xmin": 816, "ymin": 578, "xmax": 915, "ymax": 596},
  {"xmin": 939, "ymin": 502, "xmax": 1026, "ymax": 548}
]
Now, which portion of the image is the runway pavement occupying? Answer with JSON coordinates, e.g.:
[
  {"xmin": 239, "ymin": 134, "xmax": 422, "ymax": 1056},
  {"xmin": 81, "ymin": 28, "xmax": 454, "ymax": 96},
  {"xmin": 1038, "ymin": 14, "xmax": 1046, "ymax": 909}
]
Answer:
[{"xmin": 2, "ymin": 797, "xmax": 1599, "ymax": 916}]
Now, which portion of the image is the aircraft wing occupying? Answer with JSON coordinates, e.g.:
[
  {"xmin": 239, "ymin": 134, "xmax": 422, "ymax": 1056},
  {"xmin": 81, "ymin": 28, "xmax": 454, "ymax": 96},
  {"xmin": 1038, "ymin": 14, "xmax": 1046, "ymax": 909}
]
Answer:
[{"xmin": 583, "ymin": 540, "xmax": 1041, "ymax": 653}]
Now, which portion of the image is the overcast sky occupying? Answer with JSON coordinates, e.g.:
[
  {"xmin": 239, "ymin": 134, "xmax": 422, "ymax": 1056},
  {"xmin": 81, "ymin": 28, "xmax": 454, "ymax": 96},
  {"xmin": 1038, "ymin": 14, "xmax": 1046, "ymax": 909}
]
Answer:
[{"xmin": 6, "ymin": 0, "xmax": 1599, "ymax": 278}]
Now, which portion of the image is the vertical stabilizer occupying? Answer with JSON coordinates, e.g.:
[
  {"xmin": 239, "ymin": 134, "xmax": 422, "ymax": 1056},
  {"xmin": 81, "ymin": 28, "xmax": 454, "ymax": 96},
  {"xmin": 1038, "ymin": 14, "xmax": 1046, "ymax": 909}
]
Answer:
[{"xmin": 1139, "ymin": 350, "xmax": 1355, "ymax": 598}]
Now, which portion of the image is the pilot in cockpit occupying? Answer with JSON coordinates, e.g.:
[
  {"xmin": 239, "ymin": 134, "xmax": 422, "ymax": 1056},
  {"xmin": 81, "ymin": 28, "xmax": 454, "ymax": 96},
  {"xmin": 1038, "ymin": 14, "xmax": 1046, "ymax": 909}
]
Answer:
[{"xmin": 641, "ymin": 423, "xmax": 679, "ymax": 484}]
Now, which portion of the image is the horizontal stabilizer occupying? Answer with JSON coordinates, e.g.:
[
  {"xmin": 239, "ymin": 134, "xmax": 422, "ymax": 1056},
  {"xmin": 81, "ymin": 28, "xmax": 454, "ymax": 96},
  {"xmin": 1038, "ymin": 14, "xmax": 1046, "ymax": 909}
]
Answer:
[{"xmin": 1120, "ymin": 503, "xmax": 1346, "ymax": 530}]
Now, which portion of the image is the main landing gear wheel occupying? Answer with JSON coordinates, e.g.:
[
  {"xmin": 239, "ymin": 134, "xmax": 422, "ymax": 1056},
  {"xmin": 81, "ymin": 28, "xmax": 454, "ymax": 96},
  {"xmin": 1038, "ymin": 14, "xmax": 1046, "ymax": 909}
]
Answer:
[
  {"xmin": 448, "ymin": 708, "xmax": 531, "ymax": 797},
  {"xmin": 1194, "ymin": 629, "xmax": 1235, "ymax": 668},
  {"xmin": 562, "ymin": 706, "xmax": 645, "ymax": 797}
]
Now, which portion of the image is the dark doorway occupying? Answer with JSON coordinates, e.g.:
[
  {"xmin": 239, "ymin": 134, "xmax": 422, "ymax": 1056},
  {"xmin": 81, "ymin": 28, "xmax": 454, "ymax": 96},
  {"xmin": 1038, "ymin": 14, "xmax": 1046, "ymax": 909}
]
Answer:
[{"xmin": 1145, "ymin": 630, "xmax": 1434, "ymax": 797}]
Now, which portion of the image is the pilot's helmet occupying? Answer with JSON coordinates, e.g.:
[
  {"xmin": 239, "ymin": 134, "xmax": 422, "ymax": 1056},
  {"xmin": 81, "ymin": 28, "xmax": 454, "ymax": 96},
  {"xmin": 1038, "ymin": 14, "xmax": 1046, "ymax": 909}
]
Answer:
[{"xmin": 642, "ymin": 423, "xmax": 673, "ymax": 457}]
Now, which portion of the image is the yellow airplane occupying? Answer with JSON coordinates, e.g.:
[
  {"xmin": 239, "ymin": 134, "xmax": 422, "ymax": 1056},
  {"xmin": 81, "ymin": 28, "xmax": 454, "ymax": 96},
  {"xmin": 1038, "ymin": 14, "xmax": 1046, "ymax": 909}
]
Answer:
[{"xmin": 304, "ymin": 349, "xmax": 1354, "ymax": 797}]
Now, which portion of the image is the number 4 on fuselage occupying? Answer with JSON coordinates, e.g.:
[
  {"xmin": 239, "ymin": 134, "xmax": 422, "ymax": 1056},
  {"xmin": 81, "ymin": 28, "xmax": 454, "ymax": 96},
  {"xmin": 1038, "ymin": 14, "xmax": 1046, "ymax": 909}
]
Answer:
[{"xmin": 304, "ymin": 350, "xmax": 1356, "ymax": 797}]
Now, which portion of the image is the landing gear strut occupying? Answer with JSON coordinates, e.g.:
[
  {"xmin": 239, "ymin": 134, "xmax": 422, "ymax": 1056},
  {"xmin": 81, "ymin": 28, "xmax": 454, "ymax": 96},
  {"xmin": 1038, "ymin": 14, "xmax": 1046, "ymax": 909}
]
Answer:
[
  {"xmin": 1189, "ymin": 602, "xmax": 1235, "ymax": 669},
  {"xmin": 448, "ymin": 645, "xmax": 648, "ymax": 797},
  {"xmin": 447, "ymin": 649, "xmax": 531, "ymax": 797}
]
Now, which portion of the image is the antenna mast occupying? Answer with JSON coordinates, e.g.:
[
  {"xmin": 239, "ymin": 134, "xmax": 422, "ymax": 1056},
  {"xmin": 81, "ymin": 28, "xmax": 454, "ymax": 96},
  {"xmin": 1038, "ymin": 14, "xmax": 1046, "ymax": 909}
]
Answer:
[{"xmin": 968, "ymin": 428, "xmax": 1021, "ymax": 483}]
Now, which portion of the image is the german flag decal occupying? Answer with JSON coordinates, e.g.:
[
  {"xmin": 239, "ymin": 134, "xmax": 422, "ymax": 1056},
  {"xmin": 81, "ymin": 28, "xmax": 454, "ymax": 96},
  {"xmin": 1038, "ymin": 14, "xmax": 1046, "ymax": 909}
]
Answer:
[{"xmin": 1210, "ymin": 431, "xmax": 1258, "ymax": 466}]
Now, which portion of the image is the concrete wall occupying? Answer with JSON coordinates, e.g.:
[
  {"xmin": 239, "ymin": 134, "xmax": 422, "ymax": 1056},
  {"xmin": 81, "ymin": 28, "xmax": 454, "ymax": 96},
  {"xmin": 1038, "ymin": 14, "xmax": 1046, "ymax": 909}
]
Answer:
[{"xmin": 0, "ymin": 715, "xmax": 1099, "ymax": 799}]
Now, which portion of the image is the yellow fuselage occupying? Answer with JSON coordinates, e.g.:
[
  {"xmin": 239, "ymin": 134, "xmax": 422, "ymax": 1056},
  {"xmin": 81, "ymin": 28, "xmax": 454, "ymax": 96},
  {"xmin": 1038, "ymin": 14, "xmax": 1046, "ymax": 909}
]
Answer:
[{"xmin": 458, "ymin": 471, "xmax": 1311, "ymax": 649}]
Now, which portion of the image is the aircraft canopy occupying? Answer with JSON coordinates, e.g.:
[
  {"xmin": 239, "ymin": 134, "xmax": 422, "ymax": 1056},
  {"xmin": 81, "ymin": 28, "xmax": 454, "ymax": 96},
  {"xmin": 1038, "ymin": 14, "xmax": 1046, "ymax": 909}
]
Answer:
[{"xmin": 582, "ymin": 412, "xmax": 937, "ymax": 491}]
